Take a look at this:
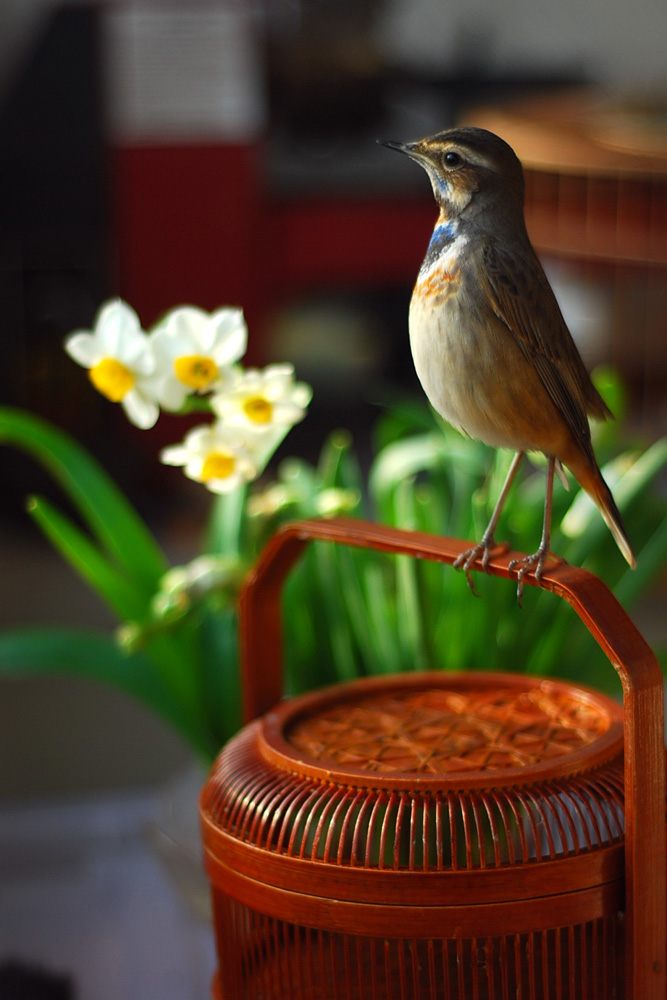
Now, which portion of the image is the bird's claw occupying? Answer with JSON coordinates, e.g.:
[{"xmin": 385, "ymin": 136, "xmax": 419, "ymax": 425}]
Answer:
[
  {"xmin": 454, "ymin": 537, "xmax": 508, "ymax": 596},
  {"xmin": 508, "ymin": 549, "xmax": 559, "ymax": 606}
]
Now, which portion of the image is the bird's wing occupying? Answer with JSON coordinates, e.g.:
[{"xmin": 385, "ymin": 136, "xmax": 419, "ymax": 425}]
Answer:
[{"xmin": 479, "ymin": 240, "xmax": 611, "ymax": 456}]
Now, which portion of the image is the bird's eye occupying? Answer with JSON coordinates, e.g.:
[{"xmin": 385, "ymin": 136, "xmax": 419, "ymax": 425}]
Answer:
[{"xmin": 444, "ymin": 151, "xmax": 462, "ymax": 167}]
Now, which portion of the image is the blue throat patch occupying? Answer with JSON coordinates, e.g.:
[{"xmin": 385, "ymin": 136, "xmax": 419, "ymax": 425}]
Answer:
[{"xmin": 421, "ymin": 220, "xmax": 457, "ymax": 272}]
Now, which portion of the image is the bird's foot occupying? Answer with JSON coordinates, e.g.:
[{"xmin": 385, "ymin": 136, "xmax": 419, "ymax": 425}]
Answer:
[
  {"xmin": 454, "ymin": 536, "xmax": 508, "ymax": 596},
  {"xmin": 508, "ymin": 548, "xmax": 561, "ymax": 607}
]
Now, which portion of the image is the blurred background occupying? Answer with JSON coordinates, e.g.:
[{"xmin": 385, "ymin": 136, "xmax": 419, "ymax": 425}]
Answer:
[{"xmin": 1, "ymin": 1, "xmax": 667, "ymax": 995}]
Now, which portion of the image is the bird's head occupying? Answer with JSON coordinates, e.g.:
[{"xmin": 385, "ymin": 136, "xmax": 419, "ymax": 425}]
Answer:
[{"xmin": 379, "ymin": 126, "xmax": 525, "ymax": 225}]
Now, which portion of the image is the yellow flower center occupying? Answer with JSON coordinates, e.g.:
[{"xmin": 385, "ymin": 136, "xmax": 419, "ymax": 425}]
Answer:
[
  {"xmin": 89, "ymin": 358, "xmax": 135, "ymax": 402},
  {"xmin": 174, "ymin": 355, "xmax": 219, "ymax": 390},
  {"xmin": 243, "ymin": 395, "xmax": 273, "ymax": 424},
  {"xmin": 201, "ymin": 452, "xmax": 236, "ymax": 481}
]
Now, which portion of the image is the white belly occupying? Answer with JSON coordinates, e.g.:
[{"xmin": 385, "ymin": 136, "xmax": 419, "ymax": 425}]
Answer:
[{"xmin": 408, "ymin": 291, "xmax": 539, "ymax": 452}]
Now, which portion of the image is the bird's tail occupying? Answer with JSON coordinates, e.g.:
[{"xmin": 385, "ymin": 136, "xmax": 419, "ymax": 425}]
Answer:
[{"xmin": 572, "ymin": 459, "xmax": 636, "ymax": 569}]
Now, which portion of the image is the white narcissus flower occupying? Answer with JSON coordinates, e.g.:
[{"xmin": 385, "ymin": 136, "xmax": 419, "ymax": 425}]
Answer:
[
  {"xmin": 160, "ymin": 422, "xmax": 258, "ymax": 494},
  {"xmin": 159, "ymin": 555, "xmax": 239, "ymax": 600},
  {"xmin": 314, "ymin": 488, "xmax": 361, "ymax": 516},
  {"xmin": 211, "ymin": 364, "xmax": 312, "ymax": 437},
  {"xmin": 148, "ymin": 306, "xmax": 247, "ymax": 411},
  {"xmin": 152, "ymin": 554, "xmax": 245, "ymax": 616},
  {"xmin": 210, "ymin": 365, "xmax": 312, "ymax": 475},
  {"xmin": 246, "ymin": 483, "xmax": 301, "ymax": 518},
  {"xmin": 64, "ymin": 300, "xmax": 159, "ymax": 428}
]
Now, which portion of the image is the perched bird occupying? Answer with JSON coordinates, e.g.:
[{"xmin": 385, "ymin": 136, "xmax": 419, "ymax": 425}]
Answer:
[{"xmin": 379, "ymin": 126, "xmax": 635, "ymax": 601}]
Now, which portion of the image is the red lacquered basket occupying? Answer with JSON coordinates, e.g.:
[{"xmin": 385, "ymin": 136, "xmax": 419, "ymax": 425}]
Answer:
[{"xmin": 200, "ymin": 518, "xmax": 666, "ymax": 999}]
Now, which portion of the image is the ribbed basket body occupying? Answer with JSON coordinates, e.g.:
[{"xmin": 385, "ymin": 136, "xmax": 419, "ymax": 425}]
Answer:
[{"xmin": 201, "ymin": 671, "xmax": 627, "ymax": 999}]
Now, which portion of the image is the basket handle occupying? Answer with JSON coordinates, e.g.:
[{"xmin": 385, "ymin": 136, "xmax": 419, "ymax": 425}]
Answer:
[{"xmin": 238, "ymin": 517, "xmax": 665, "ymax": 998}]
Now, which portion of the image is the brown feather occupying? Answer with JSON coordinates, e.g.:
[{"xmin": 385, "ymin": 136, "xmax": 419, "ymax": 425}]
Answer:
[{"xmin": 478, "ymin": 240, "xmax": 611, "ymax": 463}]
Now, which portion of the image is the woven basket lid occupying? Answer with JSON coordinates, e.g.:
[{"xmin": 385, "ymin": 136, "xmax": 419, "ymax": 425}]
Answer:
[{"xmin": 203, "ymin": 671, "xmax": 624, "ymax": 872}]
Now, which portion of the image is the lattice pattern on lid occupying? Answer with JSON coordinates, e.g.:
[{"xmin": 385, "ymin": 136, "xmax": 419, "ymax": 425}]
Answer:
[{"xmin": 285, "ymin": 685, "xmax": 610, "ymax": 775}]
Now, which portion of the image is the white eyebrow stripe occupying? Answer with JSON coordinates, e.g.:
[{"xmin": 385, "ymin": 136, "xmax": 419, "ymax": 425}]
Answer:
[
  {"xmin": 446, "ymin": 145, "xmax": 495, "ymax": 171},
  {"xmin": 424, "ymin": 140, "xmax": 496, "ymax": 173}
]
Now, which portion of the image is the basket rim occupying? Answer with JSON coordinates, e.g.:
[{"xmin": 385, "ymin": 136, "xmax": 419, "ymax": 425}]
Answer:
[{"xmin": 260, "ymin": 670, "xmax": 624, "ymax": 792}]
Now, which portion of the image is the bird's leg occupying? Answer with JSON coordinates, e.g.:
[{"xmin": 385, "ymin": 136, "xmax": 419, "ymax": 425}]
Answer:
[
  {"xmin": 454, "ymin": 451, "xmax": 524, "ymax": 594},
  {"xmin": 509, "ymin": 455, "xmax": 560, "ymax": 605}
]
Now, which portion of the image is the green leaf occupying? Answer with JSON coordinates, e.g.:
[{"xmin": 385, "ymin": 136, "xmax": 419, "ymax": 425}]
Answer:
[
  {"xmin": 369, "ymin": 432, "xmax": 445, "ymax": 517},
  {"xmin": 333, "ymin": 546, "xmax": 391, "ymax": 675},
  {"xmin": 312, "ymin": 541, "xmax": 359, "ymax": 682},
  {"xmin": 206, "ymin": 485, "xmax": 247, "ymax": 557},
  {"xmin": 0, "ymin": 627, "xmax": 216, "ymax": 758},
  {"xmin": 358, "ymin": 560, "xmax": 405, "ymax": 675},
  {"xmin": 27, "ymin": 495, "xmax": 149, "ymax": 621},
  {"xmin": 393, "ymin": 478, "xmax": 429, "ymax": 671},
  {"xmin": 372, "ymin": 394, "xmax": 441, "ymax": 451},
  {"xmin": 26, "ymin": 497, "xmax": 209, "ymax": 736},
  {"xmin": 317, "ymin": 430, "xmax": 353, "ymax": 487},
  {"xmin": 0, "ymin": 407, "xmax": 167, "ymax": 592},
  {"xmin": 591, "ymin": 365, "xmax": 628, "ymax": 425},
  {"xmin": 614, "ymin": 516, "xmax": 667, "ymax": 607},
  {"xmin": 198, "ymin": 607, "xmax": 242, "ymax": 745}
]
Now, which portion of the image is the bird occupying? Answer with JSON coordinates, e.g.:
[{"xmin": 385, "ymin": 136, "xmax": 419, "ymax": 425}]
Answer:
[{"xmin": 379, "ymin": 126, "xmax": 636, "ymax": 602}]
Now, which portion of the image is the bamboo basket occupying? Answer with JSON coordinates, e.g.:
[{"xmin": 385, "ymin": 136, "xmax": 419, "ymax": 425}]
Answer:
[{"xmin": 200, "ymin": 518, "xmax": 666, "ymax": 999}]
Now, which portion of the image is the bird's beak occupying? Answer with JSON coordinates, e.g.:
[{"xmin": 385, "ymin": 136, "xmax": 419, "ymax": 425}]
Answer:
[
  {"xmin": 377, "ymin": 138, "xmax": 409, "ymax": 154},
  {"xmin": 377, "ymin": 139, "xmax": 412, "ymax": 156},
  {"xmin": 377, "ymin": 138, "xmax": 430, "ymax": 165}
]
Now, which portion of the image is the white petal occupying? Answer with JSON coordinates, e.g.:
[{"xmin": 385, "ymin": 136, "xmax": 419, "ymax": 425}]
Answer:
[
  {"xmin": 292, "ymin": 382, "xmax": 313, "ymax": 408},
  {"xmin": 210, "ymin": 308, "xmax": 248, "ymax": 364},
  {"xmin": 122, "ymin": 389, "xmax": 159, "ymax": 429},
  {"xmin": 205, "ymin": 463, "xmax": 256, "ymax": 494},
  {"xmin": 184, "ymin": 425, "xmax": 218, "ymax": 453},
  {"xmin": 230, "ymin": 369, "xmax": 262, "ymax": 394},
  {"xmin": 261, "ymin": 367, "xmax": 296, "ymax": 400},
  {"xmin": 206, "ymin": 475, "xmax": 243, "ymax": 494},
  {"xmin": 166, "ymin": 307, "xmax": 209, "ymax": 350},
  {"xmin": 264, "ymin": 363, "xmax": 295, "ymax": 381},
  {"xmin": 244, "ymin": 426, "xmax": 289, "ymax": 468},
  {"xmin": 273, "ymin": 401, "xmax": 307, "ymax": 424},
  {"xmin": 150, "ymin": 325, "xmax": 191, "ymax": 366},
  {"xmin": 119, "ymin": 335, "xmax": 156, "ymax": 376},
  {"xmin": 97, "ymin": 300, "xmax": 141, "ymax": 357},
  {"xmin": 184, "ymin": 458, "xmax": 207, "ymax": 481},
  {"xmin": 211, "ymin": 423, "xmax": 247, "ymax": 449},
  {"xmin": 64, "ymin": 332, "xmax": 101, "ymax": 367},
  {"xmin": 208, "ymin": 394, "xmax": 229, "ymax": 419},
  {"xmin": 149, "ymin": 327, "xmax": 178, "ymax": 365},
  {"xmin": 160, "ymin": 444, "xmax": 189, "ymax": 466},
  {"xmin": 144, "ymin": 371, "xmax": 189, "ymax": 412}
]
